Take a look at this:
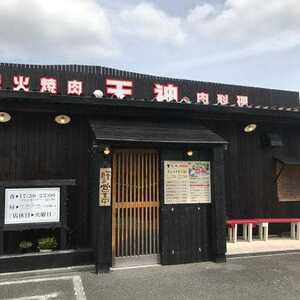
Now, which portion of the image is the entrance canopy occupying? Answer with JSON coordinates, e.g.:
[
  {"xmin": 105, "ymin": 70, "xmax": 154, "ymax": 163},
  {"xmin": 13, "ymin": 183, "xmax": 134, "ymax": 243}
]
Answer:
[{"xmin": 89, "ymin": 119, "xmax": 227, "ymax": 145}]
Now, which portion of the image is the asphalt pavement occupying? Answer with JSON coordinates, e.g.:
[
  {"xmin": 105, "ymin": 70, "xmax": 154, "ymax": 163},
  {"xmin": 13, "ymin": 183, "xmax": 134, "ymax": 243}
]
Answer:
[{"xmin": 1, "ymin": 252, "xmax": 300, "ymax": 300}]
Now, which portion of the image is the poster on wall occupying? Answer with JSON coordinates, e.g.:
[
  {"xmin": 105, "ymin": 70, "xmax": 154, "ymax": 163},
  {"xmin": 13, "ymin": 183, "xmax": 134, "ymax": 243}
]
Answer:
[
  {"xmin": 164, "ymin": 161, "xmax": 211, "ymax": 204},
  {"xmin": 99, "ymin": 168, "xmax": 111, "ymax": 206},
  {"xmin": 277, "ymin": 164, "xmax": 300, "ymax": 202},
  {"xmin": 4, "ymin": 187, "xmax": 60, "ymax": 225}
]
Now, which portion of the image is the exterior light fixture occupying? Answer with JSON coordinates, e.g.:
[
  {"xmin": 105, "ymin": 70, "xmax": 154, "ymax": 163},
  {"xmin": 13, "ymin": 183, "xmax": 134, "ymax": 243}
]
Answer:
[
  {"xmin": 103, "ymin": 146, "xmax": 111, "ymax": 155},
  {"xmin": 0, "ymin": 112, "xmax": 11, "ymax": 123},
  {"xmin": 54, "ymin": 115, "xmax": 71, "ymax": 125},
  {"xmin": 186, "ymin": 150, "xmax": 193, "ymax": 157},
  {"xmin": 93, "ymin": 90, "xmax": 104, "ymax": 98},
  {"xmin": 244, "ymin": 123, "xmax": 257, "ymax": 133}
]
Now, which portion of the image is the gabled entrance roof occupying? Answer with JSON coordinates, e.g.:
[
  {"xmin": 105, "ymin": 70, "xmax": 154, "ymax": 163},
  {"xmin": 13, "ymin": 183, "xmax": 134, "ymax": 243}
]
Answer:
[{"xmin": 89, "ymin": 119, "xmax": 227, "ymax": 144}]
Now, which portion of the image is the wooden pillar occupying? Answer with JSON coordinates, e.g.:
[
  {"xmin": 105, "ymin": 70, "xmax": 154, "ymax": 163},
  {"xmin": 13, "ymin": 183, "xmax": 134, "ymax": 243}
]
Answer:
[
  {"xmin": 0, "ymin": 187, "xmax": 4, "ymax": 255},
  {"xmin": 89, "ymin": 144, "xmax": 99, "ymax": 253},
  {"xmin": 211, "ymin": 145, "xmax": 227, "ymax": 262},
  {"xmin": 59, "ymin": 186, "xmax": 68, "ymax": 250},
  {"xmin": 90, "ymin": 143, "xmax": 112, "ymax": 273}
]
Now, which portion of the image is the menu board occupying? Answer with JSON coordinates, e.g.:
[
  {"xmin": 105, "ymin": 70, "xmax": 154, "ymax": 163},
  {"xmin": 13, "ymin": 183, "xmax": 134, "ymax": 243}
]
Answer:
[
  {"xmin": 4, "ymin": 187, "xmax": 60, "ymax": 225},
  {"xmin": 99, "ymin": 168, "xmax": 112, "ymax": 206},
  {"xmin": 164, "ymin": 161, "xmax": 211, "ymax": 204}
]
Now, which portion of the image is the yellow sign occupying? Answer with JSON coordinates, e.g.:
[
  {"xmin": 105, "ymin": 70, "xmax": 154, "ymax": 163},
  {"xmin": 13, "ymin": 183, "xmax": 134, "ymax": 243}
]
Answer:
[{"xmin": 99, "ymin": 168, "xmax": 111, "ymax": 206}]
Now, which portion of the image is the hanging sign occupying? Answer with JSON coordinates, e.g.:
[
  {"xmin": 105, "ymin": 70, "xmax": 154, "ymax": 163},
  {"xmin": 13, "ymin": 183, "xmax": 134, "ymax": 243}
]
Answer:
[
  {"xmin": 4, "ymin": 187, "xmax": 60, "ymax": 225},
  {"xmin": 99, "ymin": 168, "xmax": 111, "ymax": 206},
  {"xmin": 164, "ymin": 161, "xmax": 211, "ymax": 204}
]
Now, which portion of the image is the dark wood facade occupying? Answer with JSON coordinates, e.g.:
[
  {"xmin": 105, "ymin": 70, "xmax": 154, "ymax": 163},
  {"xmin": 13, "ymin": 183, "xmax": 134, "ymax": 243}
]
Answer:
[
  {"xmin": 0, "ymin": 112, "xmax": 90, "ymax": 251},
  {"xmin": 219, "ymin": 122, "xmax": 300, "ymax": 221},
  {"xmin": 0, "ymin": 63, "xmax": 299, "ymax": 272}
]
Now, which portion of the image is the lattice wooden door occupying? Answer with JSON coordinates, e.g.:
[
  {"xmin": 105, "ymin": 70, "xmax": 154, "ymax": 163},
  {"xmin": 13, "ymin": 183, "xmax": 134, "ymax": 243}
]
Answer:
[{"xmin": 112, "ymin": 149, "xmax": 160, "ymax": 257}]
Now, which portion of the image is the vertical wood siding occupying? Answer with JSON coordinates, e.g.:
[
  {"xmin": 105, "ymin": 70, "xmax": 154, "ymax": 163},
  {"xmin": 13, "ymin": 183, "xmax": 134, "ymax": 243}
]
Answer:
[
  {"xmin": 0, "ymin": 112, "xmax": 90, "ymax": 251},
  {"xmin": 214, "ymin": 121, "xmax": 300, "ymax": 233},
  {"xmin": 160, "ymin": 148, "xmax": 212, "ymax": 265}
]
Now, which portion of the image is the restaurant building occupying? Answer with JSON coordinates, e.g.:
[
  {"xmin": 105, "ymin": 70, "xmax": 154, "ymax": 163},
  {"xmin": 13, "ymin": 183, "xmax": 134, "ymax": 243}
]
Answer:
[{"xmin": 0, "ymin": 63, "xmax": 299, "ymax": 273}]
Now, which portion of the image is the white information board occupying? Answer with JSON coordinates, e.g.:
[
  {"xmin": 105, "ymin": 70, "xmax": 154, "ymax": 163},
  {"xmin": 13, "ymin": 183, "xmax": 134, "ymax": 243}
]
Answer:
[
  {"xmin": 164, "ymin": 161, "xmax": 211, "ymax": 204},
  {"xmin": 4, "ymin": 187, "xmax": 60, "ymax": 225}
]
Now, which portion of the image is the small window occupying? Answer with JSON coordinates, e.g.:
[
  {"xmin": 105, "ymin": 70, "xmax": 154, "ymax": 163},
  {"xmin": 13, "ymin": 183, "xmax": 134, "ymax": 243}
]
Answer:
[{"xmin": 277, "ymin": 162, "xmax": 300, "ymax": 202}]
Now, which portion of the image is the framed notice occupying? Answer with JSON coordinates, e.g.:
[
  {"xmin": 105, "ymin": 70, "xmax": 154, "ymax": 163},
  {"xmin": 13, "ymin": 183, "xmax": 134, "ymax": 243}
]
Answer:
[
  {"xmin": 277, "ymin": 164, "xmax": 300, "ymax": 202},
  {"xmin": 4, "ymin": 187, "xmax": 60, "ymax": 225},
  {"xmin": 164, "ymin": 161, "xmax": 211, "ymax": 204},
  {"xmin": 99, "ymin": 168, "xmax": 111, "ymax": 206}
]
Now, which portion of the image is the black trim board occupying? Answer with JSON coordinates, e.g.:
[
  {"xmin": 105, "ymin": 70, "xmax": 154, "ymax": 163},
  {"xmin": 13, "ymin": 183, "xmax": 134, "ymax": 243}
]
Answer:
[
  {"xmin": 0, "ymin": 179, "xmax": 76, "ymax": 187},
  {"xmin": 89, "ymin": 119, "xmax": 227, "ymax": 145},
  {"xmin": 1, "ymin": 91, "xmax": 300, "ymax": 123},
  {"xmin": 0, "ymin": 248, "xmax": 94, "ymax": 273}
]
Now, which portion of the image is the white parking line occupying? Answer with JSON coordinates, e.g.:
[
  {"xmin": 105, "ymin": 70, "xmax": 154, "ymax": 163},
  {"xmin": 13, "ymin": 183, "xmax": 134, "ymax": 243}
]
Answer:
[
  {"xmin": 72, "ymin": 276, "xmax": 86, "ymax": 300},
  {"xmin": 3, "ymin": 292, "xmax": 59, "ymax": 300},
  {"xmin": 0, "ymin": 276, "xmax": 86, "ymax": 300}
]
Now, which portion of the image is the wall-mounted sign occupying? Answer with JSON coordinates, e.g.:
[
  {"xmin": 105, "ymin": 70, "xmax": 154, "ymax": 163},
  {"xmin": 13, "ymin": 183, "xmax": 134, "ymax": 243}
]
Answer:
[
  {"xmin": 277, "ymin": 164, "xmax": 300, "ymax": 202},
  {"xmin": 164, "ymin": 161, "xmax": 211, "ymax": 204},
  {"xmin": 2, "ymin": 63, "xmax": 299, "ymax": 108},
  {"xmin": 0, "ymin": 71, "xmax": 251, "ymax": 106},
  {"xmin": 99, "ymin": 168, "xmax": 111, "ymax": 206},
  {"xmin": 4, "ymin": 187, "xmax": 60, "ymax": 225}
]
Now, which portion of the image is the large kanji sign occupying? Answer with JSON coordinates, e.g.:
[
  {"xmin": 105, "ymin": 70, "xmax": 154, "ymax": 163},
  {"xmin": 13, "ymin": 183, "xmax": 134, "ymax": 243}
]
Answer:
[{"xmin": 0, "ymin": 71, "xmax": 251, "ymax": 106}]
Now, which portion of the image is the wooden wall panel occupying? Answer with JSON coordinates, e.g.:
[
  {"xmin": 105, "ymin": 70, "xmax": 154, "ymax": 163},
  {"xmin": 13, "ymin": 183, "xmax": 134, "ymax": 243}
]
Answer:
[
  {"xmin": 0, "ymin": 112, "xmax": 90, "ymax": 251},
  {"xmin": 160, "ymin": 148, "xmax": 212, "ymax": 265},
  {"xmin": 214, "ymin": 121, "xmax": 300, "ymax": 233}
]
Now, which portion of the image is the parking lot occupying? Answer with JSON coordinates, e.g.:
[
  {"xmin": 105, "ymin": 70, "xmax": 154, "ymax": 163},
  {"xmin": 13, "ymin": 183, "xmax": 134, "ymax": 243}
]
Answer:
[
  {"xmin": 0, "ymin": 274, "xmax": 86, "ymax": 300},
  {"xmin": 1, "ymin": 252, "xmax": 300, "ymax": 300}
]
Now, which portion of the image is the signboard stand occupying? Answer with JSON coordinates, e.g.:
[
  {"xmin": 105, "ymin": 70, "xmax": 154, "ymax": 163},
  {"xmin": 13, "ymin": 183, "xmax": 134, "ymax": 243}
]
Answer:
[{"xmin": 0, "ymin": 179, "xmax": 76, "ymax": 255}]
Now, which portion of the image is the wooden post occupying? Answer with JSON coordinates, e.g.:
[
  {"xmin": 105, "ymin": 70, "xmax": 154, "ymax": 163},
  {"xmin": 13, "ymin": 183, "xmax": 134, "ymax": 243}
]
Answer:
[
  {"xmin": 0, "ymin": 232, "xmax": 3, "ymax": 255},
  {"xmin": 60, "ymin": 186, "xmax": 68, "ymax": 250},
  {"xmin": 0, "ymin": 187, "xmax": 4, "ymax": 255},
  {"xmin": 93, "ymin": 144, "xmax": 112, "ymax": 273},
  {"xmin": 211, "ymin": 146, "xmax": 227, "ymax": 263}
]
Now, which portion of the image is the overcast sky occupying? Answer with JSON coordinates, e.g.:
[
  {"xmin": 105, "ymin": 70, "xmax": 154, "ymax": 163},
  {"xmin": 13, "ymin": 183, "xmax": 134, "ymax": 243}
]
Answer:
[{"xmin": 1, "ymin": 0, "xmax": 299, "ymax": 92}]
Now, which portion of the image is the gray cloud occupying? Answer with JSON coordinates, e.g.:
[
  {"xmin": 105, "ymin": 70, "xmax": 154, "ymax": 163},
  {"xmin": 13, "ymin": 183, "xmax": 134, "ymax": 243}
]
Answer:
[
  {"xmin": 0, "ymin": 0, "xmax": 118, "ymax": 63},
  {"xmin": 0, "ymin": 0, "xmax": 299, "ymax": 91},
  {"xmin": 118, "ymin": 2, "xmax": 185, "ymax": 46},
  {"xmin": 185, "ymin": 1, "xmax": 300, "ymax": 55}
]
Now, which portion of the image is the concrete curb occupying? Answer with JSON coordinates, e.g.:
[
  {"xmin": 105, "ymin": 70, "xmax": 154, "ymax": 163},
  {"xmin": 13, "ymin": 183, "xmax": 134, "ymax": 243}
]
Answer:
[
  {"xmin": 227, "ymin": 249, "xmax": 300, "ymax": 258},
  {"xmin": 0, "ymin": 264, "xmax": 95, "ymax": 279}
]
